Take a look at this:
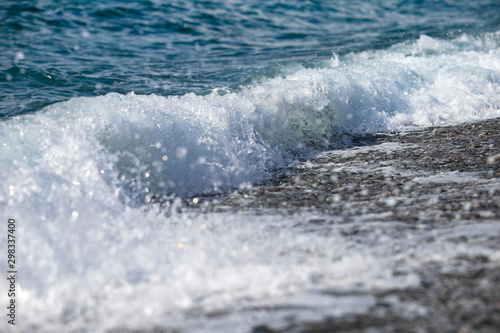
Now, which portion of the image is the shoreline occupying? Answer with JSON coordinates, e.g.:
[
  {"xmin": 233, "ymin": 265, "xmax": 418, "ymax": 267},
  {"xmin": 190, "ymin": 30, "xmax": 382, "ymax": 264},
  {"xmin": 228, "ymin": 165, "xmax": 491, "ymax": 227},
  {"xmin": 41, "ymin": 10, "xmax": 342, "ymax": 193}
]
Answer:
[
  {"xmin": 213, "ymin": 118, "xmax": 499, "ymax": 218},
  {"xmin": 209, "ymin": 118, "xmax": 500, "ymax": 333}
]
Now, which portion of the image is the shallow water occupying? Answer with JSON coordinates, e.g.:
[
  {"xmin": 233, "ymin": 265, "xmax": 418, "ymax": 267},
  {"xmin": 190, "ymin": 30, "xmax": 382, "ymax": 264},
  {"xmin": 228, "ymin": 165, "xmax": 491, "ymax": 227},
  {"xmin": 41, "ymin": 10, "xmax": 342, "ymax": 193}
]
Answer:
[{"xmin": 1, "ymin": 1, "xmax": 500, "ymax": 332}]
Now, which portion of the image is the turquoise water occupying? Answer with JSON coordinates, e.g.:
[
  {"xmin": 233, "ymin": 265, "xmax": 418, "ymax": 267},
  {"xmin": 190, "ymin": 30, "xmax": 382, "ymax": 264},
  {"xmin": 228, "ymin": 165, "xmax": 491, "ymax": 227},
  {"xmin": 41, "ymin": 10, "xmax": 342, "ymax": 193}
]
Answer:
[
  {"xmin": 2, "ymin": 0, "xmax": 499, "ymax": 116},
  {"xmin": 1, "ymin": 1, "xmax": 500, "ymax": 332}
]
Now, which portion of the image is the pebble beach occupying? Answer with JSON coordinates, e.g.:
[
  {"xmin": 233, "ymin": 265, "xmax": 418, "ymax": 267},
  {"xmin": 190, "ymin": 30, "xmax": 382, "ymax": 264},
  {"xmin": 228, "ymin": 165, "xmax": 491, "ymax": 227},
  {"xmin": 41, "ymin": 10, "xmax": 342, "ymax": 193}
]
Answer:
[{"xmin": 205, "ymin": 118, "xmax": 500, "ymax": 333}]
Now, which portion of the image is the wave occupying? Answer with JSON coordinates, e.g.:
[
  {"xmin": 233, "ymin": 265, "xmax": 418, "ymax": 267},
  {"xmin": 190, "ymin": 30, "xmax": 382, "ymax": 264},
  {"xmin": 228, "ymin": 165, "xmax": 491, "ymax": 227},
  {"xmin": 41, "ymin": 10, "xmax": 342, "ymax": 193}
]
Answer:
[
  {"xmin": 2, "ymin": 32, "xmax": 500, "ymax": 202},
  {"xmin": 0, "ymin": 30, "xmax": 499, "ymax": 332}
]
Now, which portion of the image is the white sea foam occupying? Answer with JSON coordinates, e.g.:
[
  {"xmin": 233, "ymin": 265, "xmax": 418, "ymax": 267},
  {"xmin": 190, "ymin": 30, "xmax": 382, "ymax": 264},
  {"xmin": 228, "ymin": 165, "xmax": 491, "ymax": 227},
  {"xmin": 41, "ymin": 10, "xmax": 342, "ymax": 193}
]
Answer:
[
  {"xmin": 411, "ymin": 171, "xmax": 495, "ymax": 184},
  {"xmin": 4, "ymin": 33, "xmax": 500, "ymax": 200},
  {"xmin": 1, "ymin": 31, "xmax": 500, "ymax": 332}
]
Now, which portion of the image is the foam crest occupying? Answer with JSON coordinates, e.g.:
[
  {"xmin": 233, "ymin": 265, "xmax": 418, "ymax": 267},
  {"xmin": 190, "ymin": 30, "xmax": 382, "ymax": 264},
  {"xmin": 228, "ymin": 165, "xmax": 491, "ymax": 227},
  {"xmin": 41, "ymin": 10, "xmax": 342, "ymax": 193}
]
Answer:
[{"xmin": 2, "ymin": 32, "xmax": 500, "ymax": 202}]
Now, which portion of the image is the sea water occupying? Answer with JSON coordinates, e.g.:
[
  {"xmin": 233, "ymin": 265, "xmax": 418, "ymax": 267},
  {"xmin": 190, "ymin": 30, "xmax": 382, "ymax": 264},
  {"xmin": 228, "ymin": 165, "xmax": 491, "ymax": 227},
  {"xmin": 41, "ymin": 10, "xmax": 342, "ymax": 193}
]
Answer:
[{"xmin": 1, "ymin": 1, "xmax": 500, "ymax": 332}]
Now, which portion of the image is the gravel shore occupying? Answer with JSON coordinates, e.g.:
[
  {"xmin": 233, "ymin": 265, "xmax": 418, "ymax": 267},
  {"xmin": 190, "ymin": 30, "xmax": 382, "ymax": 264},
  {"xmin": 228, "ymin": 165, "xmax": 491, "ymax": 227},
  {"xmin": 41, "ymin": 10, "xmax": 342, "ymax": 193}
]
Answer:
[
  {"xmin": 207, "ymin": 118, "xmax": 500, "ymax": 333},
  {"xmin": 214, "ymin": 118, "xmax": 499, "ymax": 219}
]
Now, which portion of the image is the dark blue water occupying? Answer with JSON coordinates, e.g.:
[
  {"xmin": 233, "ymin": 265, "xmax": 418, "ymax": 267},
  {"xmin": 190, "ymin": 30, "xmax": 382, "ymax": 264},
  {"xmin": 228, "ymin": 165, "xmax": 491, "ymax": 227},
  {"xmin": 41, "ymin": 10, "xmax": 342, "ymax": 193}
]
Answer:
[{"xmin": 1, "ymin": 0, "xmax": 499, "ymax": 117}]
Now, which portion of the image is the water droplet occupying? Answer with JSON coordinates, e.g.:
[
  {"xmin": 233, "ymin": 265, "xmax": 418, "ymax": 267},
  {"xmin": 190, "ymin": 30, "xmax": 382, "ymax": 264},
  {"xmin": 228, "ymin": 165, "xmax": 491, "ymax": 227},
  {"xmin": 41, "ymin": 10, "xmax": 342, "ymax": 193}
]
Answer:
[
  {"xmin": 176, "ymin": 147, "xmax": 188, "ymax": 159},
  {"xmin": 15, "ymin": 52, "xmax": 25, "ymax": 62},
  {"xmin": 71, "ymin": 211, "xmax": 79, "ymax": 222}
]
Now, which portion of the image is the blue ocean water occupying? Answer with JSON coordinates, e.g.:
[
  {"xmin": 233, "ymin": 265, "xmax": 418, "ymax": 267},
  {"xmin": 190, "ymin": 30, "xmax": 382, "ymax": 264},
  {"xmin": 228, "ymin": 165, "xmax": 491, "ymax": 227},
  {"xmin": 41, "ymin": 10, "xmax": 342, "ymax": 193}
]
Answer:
[
  {"xmin": 1, "ymin": 1, "xmax": 500, "ymax": 332},
  {"xmin": 2, "ymin": 0, "xmax": 499, "ymax": 116}
]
